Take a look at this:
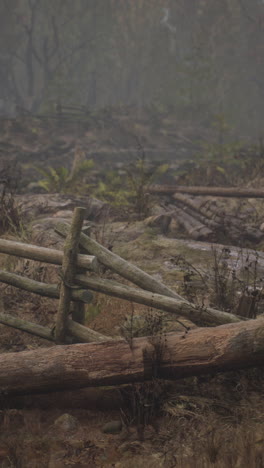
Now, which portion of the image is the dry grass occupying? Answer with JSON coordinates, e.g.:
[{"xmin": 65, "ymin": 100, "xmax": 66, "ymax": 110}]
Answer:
[{"xmin": 0, "ymin": 204, "xmax": 264, "ymax": 466}]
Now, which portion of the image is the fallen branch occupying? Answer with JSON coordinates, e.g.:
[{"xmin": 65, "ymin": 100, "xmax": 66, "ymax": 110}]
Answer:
[
  {"xmin": 149, "ymin": 185, "xmax": 264, "ymax": 198},
  {"xmin": 75, "ymin": 275, "xmax": 243, "ymax": 326},
  {"xmin": 0, "ymin": 318, "xmax": 263, "ymax": 395}
]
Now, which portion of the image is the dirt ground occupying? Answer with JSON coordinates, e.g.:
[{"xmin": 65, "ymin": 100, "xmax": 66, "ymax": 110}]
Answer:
[
  {"xmin": 0, "ymin": 115, "xmax": 264, "ymax": 467},
  {"xmin": 1, "ymin": 259, "xmax": 264, "ymax": 467}
]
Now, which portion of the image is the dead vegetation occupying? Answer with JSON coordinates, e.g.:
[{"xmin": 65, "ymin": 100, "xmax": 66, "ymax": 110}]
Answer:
[
  {"xmin": 0, "ymin": 116, "xmax": 264, "ymax": 467},
  {"xmin": 0, "ymin": 162, "xmax": 26, "ymax": 239}
]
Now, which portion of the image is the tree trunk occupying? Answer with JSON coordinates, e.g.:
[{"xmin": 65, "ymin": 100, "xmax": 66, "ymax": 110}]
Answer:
[
  {"xmin": 0, "ymin": 318, "xmax": 263, "ymax": 395},
  {"xmin": 149, "ymin": 185, "xmax": 264, "ymax": 198}
]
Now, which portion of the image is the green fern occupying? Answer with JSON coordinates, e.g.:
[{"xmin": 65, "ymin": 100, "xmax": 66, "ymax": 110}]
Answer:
[{"xmin": 32, "ymin": 159, "xmax": 94, "ymax": 194}]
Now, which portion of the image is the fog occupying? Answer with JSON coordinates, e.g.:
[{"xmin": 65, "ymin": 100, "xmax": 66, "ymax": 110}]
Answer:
[{"xmin": 0, "ymin": 0, "xmax": 263, "ymax": 140}]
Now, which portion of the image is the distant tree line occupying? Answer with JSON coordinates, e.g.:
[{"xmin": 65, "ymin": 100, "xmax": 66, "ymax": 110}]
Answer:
[{"xmin": 0, "ymin": 0, "xmax": 263, "ymax": 138}]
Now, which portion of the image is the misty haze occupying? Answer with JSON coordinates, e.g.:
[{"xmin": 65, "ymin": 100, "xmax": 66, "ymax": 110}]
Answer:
[{"xmin": 0, "ymin": 1, "xmax": 264, "ymax": 467}]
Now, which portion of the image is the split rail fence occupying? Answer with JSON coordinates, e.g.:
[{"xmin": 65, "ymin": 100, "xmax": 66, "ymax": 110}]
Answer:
[{"xmin": 0, "ymin": 207, "xmax": 248, "ymax": 348}]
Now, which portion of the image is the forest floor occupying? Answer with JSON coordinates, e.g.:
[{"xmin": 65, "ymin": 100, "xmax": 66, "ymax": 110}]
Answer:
[{"xmin": 0, "ymin": 113, "xmax": 263, "ymax": 467}]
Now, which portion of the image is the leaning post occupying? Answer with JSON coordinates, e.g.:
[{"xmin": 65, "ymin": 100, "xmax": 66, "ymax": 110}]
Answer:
[
  {"xmin": 72, "ymin": 226, "xmax": 92, "ymax": 324},
  {"xmin": 55, "ymin": 207, "xmax": 86, "ymax": 343}
]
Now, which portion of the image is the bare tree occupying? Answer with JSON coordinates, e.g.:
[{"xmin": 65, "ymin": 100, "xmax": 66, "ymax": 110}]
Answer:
[{"xmin": 2, "ymin": 0, "xmax": 93, "ymax": 112}]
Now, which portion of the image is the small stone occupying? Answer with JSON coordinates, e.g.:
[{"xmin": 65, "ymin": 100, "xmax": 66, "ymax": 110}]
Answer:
[
  {"xmin": 68, "ymin": 439, "xmax": 85, "ymax": 450},
  {"xmin": 3, "ymin": 409, "xmax": 24, "ymax": 427},
  {"xmin": 54, "ymin": 413, "xmax": 78, "ymax": 432},
  {"xmin": 102, "ymin": 420, "xmax": 122, "ymax": 434},
  {"xmin": 118, "ymin": 440, "xmax": 144, "ymax": 454}
]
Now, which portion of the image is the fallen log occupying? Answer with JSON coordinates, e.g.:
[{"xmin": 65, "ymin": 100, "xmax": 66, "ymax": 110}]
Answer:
[
  {"xmin": 55, "ymin": 222, "xmax": 184, "ymax": 301},
  {"xmin": 170, "ymin": 206, "xmax": 214, "ymax": 241},
  {"xmin": 172, "ymin": 195, "xmax": 220, "ymax": 229},
  {"xmin": 149, "ymin": 185, "xmax": 264, "ymax": 198},
  {"xmin": 0, "ymin": 270, "xmax": 93, "ymax": 303},
  {"xmin": 0, "ymin": 318, "xmax": 263, "ymax": 395},
  {"xmin": 172, "ymin": 194, "xmax": 263, "ymax": 243},
  {"xmin": 75, "ymin": 275, "xmax": 243, "ymax": 326},
  {"xmin": 0, "ymin": 238, "xmax": 97, "ymax": 271}
]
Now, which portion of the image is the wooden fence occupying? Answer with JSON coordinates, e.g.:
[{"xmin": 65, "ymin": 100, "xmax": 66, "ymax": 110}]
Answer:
[{"xmin": 0, "ymin": 207, "xmax": 246, "ymax": 349}]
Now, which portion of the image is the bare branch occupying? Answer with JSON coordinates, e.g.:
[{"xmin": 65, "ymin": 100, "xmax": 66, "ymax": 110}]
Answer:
[
  {"xmin": 48, "ymin": 15, "xmax": 60, "ymax": 59},
  {"xmin": 238, "ymin": 0, "xmax": 259, "ymax": 24},
  {"xmin": 52, "ymin": 37, "xmax": 92, "ymax": 74}
]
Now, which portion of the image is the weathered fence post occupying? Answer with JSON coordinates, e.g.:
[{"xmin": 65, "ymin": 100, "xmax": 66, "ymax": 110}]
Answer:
[
  {"xmin": 71, "ymin": 226, "xmax": 89, "ymax": 325},
  {"xmin": 55, "ymin": 207, "xmax": 86, "ymax": 343}
]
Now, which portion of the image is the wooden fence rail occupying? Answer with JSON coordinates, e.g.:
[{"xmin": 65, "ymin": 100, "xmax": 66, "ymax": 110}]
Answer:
[
  {"xmin": 0, "ymin": 270, "xmax": 92, "ymax": 303},
  {"xmin": 0, "ymin": 238, "xmax": 97, "ymax": 271},
  {"xmin": 0, "ymin": 207, "xmax": 263, "ymax": 393},
  {"xmin": 0, "ymin": 210, "xmax": 252, "ymax": 347},
  {"xmin": 0, "ymin": 207, "xmax": 111, "ymax": 344}
]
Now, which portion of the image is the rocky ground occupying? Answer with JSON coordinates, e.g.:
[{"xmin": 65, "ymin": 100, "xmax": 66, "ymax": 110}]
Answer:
[
  {"xmin": 0, "ymin": 115, "xmax": 264, "ymax": 467},
  {"xmin": 0, "ymin": 193, "xmax": 263, "ymax": 467}
]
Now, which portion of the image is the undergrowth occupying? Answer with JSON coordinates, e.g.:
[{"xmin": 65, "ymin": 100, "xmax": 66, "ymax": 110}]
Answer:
[
  {"xmin": 93, "ymin": 143, "xmax": 168, "ymax": 219},
  {"xmin": 174, "ymin": 114, "xmax": 264, "ymax": 187},
  {"xmin": 31, "ymin": 146, "xmax": 94, "ymax": 194},
  {"xmin": 0, "ymin": 163, "xmax": 29, "ymax": 239},
  {"xmin": 175, "ymin": 247, "xmax": 263, "ymax": 318}
]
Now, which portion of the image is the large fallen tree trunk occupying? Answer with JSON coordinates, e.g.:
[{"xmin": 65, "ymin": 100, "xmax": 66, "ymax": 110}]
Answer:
[
  {"xmin": 0, "ymin": 318, "xmax": 263, "ymax": 395},
  {"xmin": 149, "ymin": 185, "xmax": 264, "ymax": 198},
  {"xmin": 75, "ymin": 275, "xmax": 243, "ymax": 326}
]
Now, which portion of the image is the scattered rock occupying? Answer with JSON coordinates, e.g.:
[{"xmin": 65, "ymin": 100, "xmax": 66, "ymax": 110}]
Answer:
[
  {"xmin": 1, "ymin": 409, "xmax": 24, "ymax": 427},
  {"xmin": 102, "ymin": 420, "xmax": 122, "ymax": 434},
  {"xmin": 144, "ymin": 214, "xmax": 171, "ymax": 234},
  {"xmin": 54, "ymin": 413, "xmax": 79, "ymax": 432},
  {"xmin": 118, "ymin": 440, "xmax": 145, "ymax": 454},
  {"xmin": 48, "ymin": 452, "xmax": 67, "ymax": 468},
  {"xmin": 67, "ymin": 439, "xmax": 85, "ymax": 450}
]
